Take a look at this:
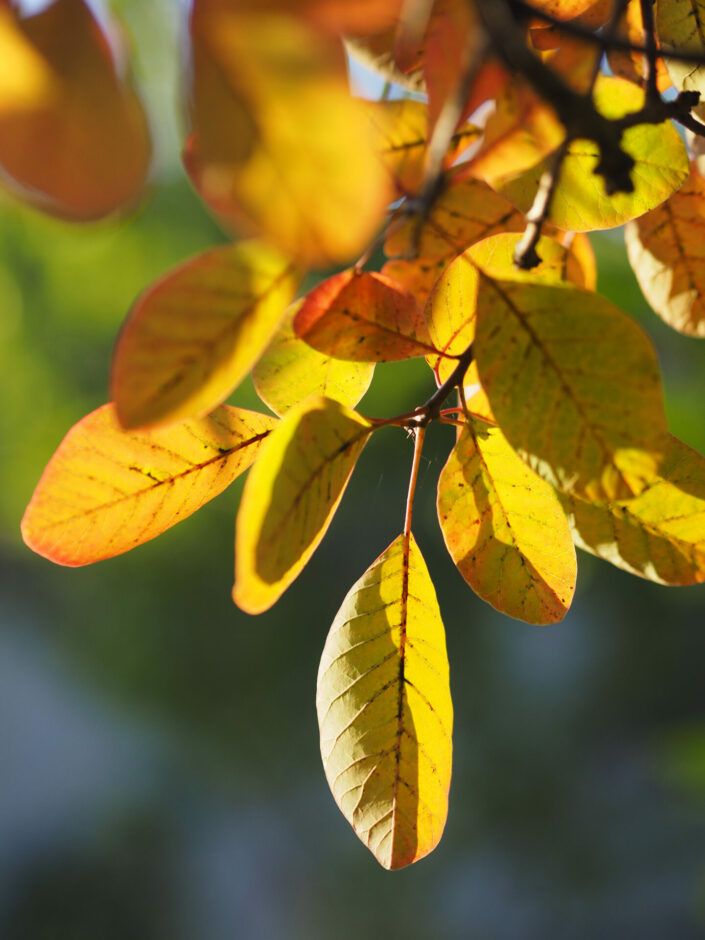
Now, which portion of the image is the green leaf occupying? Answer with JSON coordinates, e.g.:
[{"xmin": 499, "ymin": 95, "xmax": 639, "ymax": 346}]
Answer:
[
  {"xmin": 233, "ymin": 396, "xmax": 371, "ymax": 613},
  {"xmin": 438, "ymin": 419, "xmax": 576, "ymax": 624},
  {"xmin": 317, "ymin": 532, "xmax": 452, "ymax": 870}
]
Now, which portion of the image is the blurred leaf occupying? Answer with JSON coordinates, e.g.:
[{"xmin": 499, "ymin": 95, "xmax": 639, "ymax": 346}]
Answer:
[
  {"xmin": 197, "ymin": 0, "xmax": 404, "ymax": 34},
  {"xmin": 21, "ymin": 404, "xmax": 276, "ymax": 566},
  {"xmin": 561, "ymin": 434, "xmax": 705, "ymax": 585},
  {"xmin": 186, "ymin": 6, "xmax": 390, "ymax": 266},
  {"xmin": 111, "ymin": 240, "xmax": 298, "ymax": 429},
  {"xmin": 497, "ymin": 77, "xmax": 689, "ymax": 231},
  {"xmin": 438, "ymin": 419, "xmax": 576, "ymax": 624},
  {"xmin": 294, "ymin": 268, "xmax": 437, "ymax": 362},
  {"xmin": 625, "ymin": 164, "xmax": 705, "ymax": 337},
  {"xmin": 317, "ymin": 532, "xmax": 452, "ymax": 870},
  {"xmin": 253, "ymin": 301, "xmax": 375, "ymax": 416},
  {"xmin": 234, "ymin": 397, "xmax": 371, "ymax": 613},
  {"xmin": 0, "ymin": 0, "xmax": 151, "ymax": 220}
]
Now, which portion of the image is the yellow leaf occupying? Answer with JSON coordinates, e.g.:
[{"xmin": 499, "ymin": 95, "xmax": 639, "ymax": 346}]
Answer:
[
  {"xmin": 21, "ymin": 404, "xmax": 276, "ymax": 566},
  {"xmin": 656, "ymin": 0, "xmax": 705, "ymax": 95},
  {"xmin": 560, "ymin": 434, "xmax": 705, "ymax": 585},
  {"xmin": 438, "ymin": 420, "xmax": 576, "ymax": 624},
  {"xmin": 472, "ymin": 253, "xmax": 668, "ymax": 500},
  {"xmin": 186, "ymin": 7, "xmax": 390, "ymax": 266},
  {"xmin": 253, "ymin": 301, "xmax": 375, "ymax": 416},
  {"xmin": 625, "ymin": 164, "xmax": 705, "ymax": 337},
  {"xmin": 317, "ymin": 532, "xmax": 452, "ymax": 870},
  {"xmin": 0, "ymin": 0, "xmax": 150, "ymax": 220},
  {"xmin": 366, "ymin": 98, "xmax": 480, "ymax": 195},
  {"xmin": 385, "ymin": 170, "xmax": 526, "ymax": 263},
  {"xmin": 234, "ymin": 397, "xmax": 371, "ymax": 613},
  {"xmin": 424, "ymin": 232, "xmax": 594, "ymax": 382},
  {"xmin": 497, "ymin": 77, "xmax": 689, "ymax": 231},
  {"xmin": 111, "ymin": 241, "xmax": 298, "ymax": 430},
  {"xmin": 294, "ymin": 268, "xmax": 438, "ymax": 362},
  {"xmin": 530, "ymin": 0, "xmax": 599, "ymax": 19}
]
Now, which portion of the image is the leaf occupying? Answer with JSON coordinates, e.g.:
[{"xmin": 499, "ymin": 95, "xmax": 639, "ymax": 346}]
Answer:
[
  {"xmin": 424, "ymin": 232, "xmax": 596, "ymax": 382},
  {"xmin": 380, "ymin": 256, "xmax": 450, "ymax": 310},
  {"xmin": 111, "ymin": 241, "xmax": 298, "ymax": 430},
  {"xmin": 199, "ymin": 0, "xmax": 404, "ymax": 35},
  {"xmin": 608, "ymin": 0, "xmax": 672, "ymax": 92},
  {"xmin": 252, "ymin": 301, "xmax": 375, "ymax": 416},
  {"xmin": 186, "ymin": 6, "xmax": 390, "ymax": 266},
  {"xmin": 21, "ymin": 404, "xmax": 276, "ymax": 566},
  {"xmin": 471, "ymin": 248, "xmax": 668, "ymax": 500},
  {"xmin": 529, "ymin": 0, "xmax": 598, "ymax": 19},
  {"xmin": 497, "ymin": 76, "xmax": 689, "ymax": 232},
  {"xmin": 366, "ymin": 98, "xmax": 480, "ymax": 195},
  {"xmin": 437, "ymin": 420, "xmax": 576, "ymax": 624},
  {"xmin": 625, "ymin": 163, "xmax": 705, "ymax": 337},
  {"xmin": 317, "ymin": 532, "xmax": 452, "ymax": 870},
  {"xmin": 560, "ymin": 434, "xmax": 705, "ymax": 585},
  {"xmin": 656, "ymin": 0, "xmax": 705, "ymax": 95},
  {"xmin": 385, "ymin": 171, "xmax": 526, "ymax": 263},
  {"xmin": 293, "ymin": 268, "xmax": 438, "ymax": 362},
  {"xmin": 0, "ymin": 0, "xmax": 151, "ymax": 220},
  {"xmin": 233, "ymin": 397, "xmax": 371, "ymax": 613}
]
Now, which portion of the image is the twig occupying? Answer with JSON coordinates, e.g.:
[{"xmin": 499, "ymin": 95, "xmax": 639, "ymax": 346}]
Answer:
[
  {"xmin": 639, "ymin": 0, "xmax": 660, "ymax": 102},
  {"xmin": 513, "ymin": 140, "xmax": 569, "ymax": 269}
]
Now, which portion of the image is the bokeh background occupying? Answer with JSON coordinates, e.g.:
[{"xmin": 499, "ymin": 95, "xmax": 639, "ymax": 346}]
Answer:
[{"xmin": 3, "ymin": 1, "xmax": 705, "ymax": 937}]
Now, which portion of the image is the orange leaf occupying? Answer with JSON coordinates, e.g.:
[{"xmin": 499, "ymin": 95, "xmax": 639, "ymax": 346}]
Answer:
[
  {"xmin": 186, "ymin": 6, "xmax": 390, "ymax": 266},
  {"xmin": 294, "ymin": 268, "xmax": 438, "ymax": 362},
  {"xmin": 0, "ymin": 0, "xmax": 150, "ymax": 220},
  {"xmin": 625, "ymin": 163, "xmax": 705, "ymax": 337},
  {"xmin": 194, "ymin": 0, "xmax": 404, "ymax": 35},
  {"xmin": 111, "ymin": 241, "xmax": 299, "ymax": 430},
  {"xmin": 21, "ymin": 404, "xmax": 276, "ymax": 566}
]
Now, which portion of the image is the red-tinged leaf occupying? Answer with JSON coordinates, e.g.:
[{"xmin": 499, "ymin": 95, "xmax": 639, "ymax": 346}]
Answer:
[
  {"xmin": 294, "ymin": 268, "xmax": 439, "ymax": 362},
  {"xmin": 438, "ymin": 420, "xmax": 576, "ymax": 625},
  {"xmin": 234, "ymin": 397, "xmax": 371, "ymax": 614},
  {"xmin": 21, "ymin": 404, "xmax": 276, "ymax": 566},
  {"xmin": 111, "ymin": 241, "xmax": 298, "ymax": 430},
  {"xmin": 196, "ymin": 0, "xmax": 404, "ymax": 35},
  {"xmin": 186, "ymin": 6, "xmax": 390, "ymax": 267},
  {"xmin": 0, "ymin": 0, "xmax": 150, "ymax": 220},
  {"xmin": 381, "ymin": 256, "xmax": 450, "ymax": 309}
]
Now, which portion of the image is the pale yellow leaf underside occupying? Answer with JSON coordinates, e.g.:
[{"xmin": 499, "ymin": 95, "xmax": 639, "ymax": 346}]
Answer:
[
  {"xmin": 317, "ymin": 532, "xmax": 452, "ymax": 870},
  {"xmin": 234, "ymin": 396, "xmax": 371, "ymax": 613}
]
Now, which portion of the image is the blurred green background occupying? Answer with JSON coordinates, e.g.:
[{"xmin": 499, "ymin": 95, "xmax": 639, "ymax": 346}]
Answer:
[{"xmin": 3, "ymin": 2, "xmax": 705, "ymax": 938}]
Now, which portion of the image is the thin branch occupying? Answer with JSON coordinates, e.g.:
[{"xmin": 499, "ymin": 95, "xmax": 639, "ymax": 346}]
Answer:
[
  {"xmin": 515, "ymin": 0, "xmax": 705, "ymax": 67},
  {"xmin": 403, "ymin": 425, "xmax": 426, "ymax": 539},
  {"xmin": 513, "ymin": 140, "xmax": 569, "ymax": 269},
  {"xmin": 639, "ymin": 0, "xmax": 660, "ymax": 102}
]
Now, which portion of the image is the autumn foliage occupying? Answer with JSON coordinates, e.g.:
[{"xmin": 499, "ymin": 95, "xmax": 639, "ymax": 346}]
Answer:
[{"xmin": 14, "ymin": 0, "xmax": 705, "ymax": 868}]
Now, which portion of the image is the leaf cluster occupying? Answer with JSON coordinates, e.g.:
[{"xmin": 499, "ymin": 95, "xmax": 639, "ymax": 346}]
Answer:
[{"xmin": 11, "ymin": 0, "xmax": 705, "ymax": 868}]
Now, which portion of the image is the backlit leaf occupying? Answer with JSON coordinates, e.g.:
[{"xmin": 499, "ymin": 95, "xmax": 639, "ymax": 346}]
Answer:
[
  {"xmin": 560, "ymin": 434, "xmax": 705, "ymax": 585},
  {"xmin": 424, "ymin": 232, "xmax": 595, "ymax": 382},
  {"xmin": 380, "ymin": 256, "xmax": 449, "ymax": 310},
  {"xmin": 530, "ymin": 0, "xmax": 598, "ymax": 19},
  {"xmin": 294, "ymin": 268, "xmax": 438, "ymax": 362},
  {"xmin": 234, "ymin": 397, "xmax": 371, "ymax": 613},
  {"xmin": 111, "ymin": 241, "xmax": 298, "ymax": 430},
  {"xmin": 366, "ymin": 98, "xmax": 480, "ymax": 195},
  {"xmin": 0, "ymin": 0, "xmax": 150, "ymax": 220},
  {"xmin": 252, "ymin": 302, "xmax": 375, "ymax": 416},
  {"xmin": 200, "ymin": 0, "xmax": 404, "ymax": 34},
  {"xmin": 438, "ymin": 420, "xmax": 576, "ymax": 624},
  {"xmin": 21, "ymin": 404, "xmax": 276, "ymax": 566},
  {"xmin": 625, "ymin": 164, "xmax": 705, "ymax": 336},
  {"xmin": 317, "ymin": 532, "xmax": 452, "ymax": 870},
  {"xmin": 608, "ymin": 0, "xmax": 672, "ymax": 92},
  {"xmin": 186, "ymin": 6, "xmax": 390, "ymax": 266},
  {"xmin": 497, "ymin": 77, "xmax": 689, "ymax": 231},
  {"xmin": 472, "ymin": 251, "xmax": 668, "ymax": 500},
  {"xmin": 656, "ymin": 0, "xmax": 705, "ymax": 95}
]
